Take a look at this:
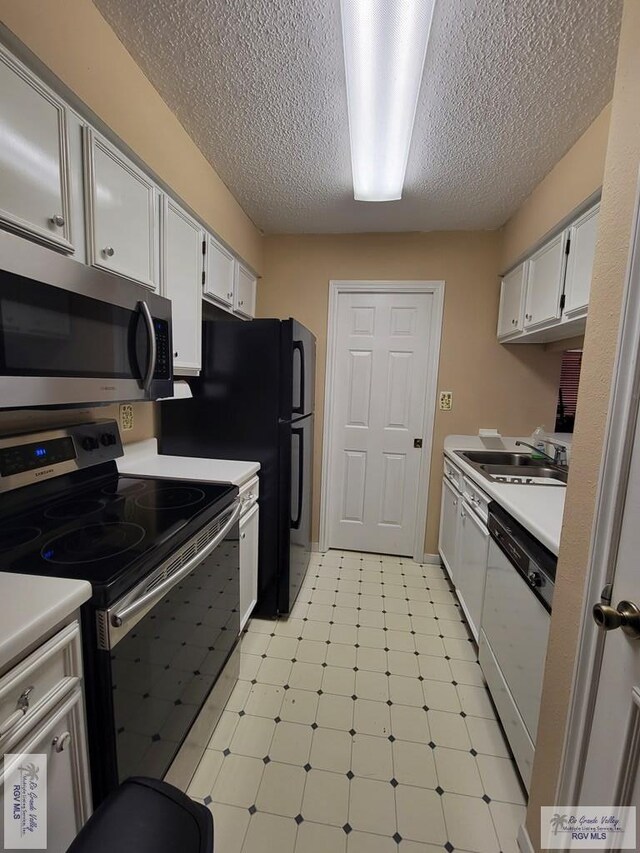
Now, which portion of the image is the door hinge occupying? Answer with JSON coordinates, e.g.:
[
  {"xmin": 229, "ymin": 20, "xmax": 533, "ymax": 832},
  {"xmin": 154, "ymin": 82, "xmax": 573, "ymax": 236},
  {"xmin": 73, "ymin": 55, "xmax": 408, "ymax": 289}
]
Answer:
[
  {"xmin": 202, "ymin": 239, "xmax": 206, "ymax": 256},
  {"xmin": 560, "ymin": 293, "xmax": 566, "ymax": 311},
  {"xmin": 202, "ymin": 270, "xmax": 205, "ymax": 287},
  {"xmin": 565, "ymin": 237, "xmax": 571, "ymax": 255}
]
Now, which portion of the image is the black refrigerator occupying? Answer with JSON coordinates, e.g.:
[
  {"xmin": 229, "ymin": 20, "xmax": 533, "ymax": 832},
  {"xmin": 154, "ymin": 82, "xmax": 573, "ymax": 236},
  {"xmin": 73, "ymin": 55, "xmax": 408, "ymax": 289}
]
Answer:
[{"xmin": 160, "ymin": 318, "xmax": 315, "ymax": 617}]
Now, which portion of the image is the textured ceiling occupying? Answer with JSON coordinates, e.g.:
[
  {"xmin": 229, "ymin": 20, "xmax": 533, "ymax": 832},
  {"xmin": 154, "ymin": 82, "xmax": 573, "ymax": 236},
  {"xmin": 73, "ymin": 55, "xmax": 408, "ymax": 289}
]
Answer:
[{"xmin": 93, "ymin": 0, "xmax": 622, "ymax": 234}]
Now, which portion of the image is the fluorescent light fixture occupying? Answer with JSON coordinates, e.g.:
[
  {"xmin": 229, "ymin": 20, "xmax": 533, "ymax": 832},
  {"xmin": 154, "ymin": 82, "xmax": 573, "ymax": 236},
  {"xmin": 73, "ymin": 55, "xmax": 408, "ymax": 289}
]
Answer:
[{"xmin": 340, "ymin": 0, "xmax": 435, "ymax": 202}]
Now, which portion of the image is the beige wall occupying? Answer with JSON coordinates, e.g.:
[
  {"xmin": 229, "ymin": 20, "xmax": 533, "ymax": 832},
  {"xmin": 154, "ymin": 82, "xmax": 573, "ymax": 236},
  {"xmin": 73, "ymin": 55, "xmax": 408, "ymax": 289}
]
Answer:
[
  {"xmin": 258, "ymin": 232, "xmax": 562, "ymax": 553},
  {"xmin": 501, "ymin": 104, "xmax": 611, "ymax": 271},
  {"xmin": 0, "ymin": 0, "xmax": 263, "ymax": 273},
  {"xmin": 526, "ymin": 2, "xmax": 640, "ymax": 847}
]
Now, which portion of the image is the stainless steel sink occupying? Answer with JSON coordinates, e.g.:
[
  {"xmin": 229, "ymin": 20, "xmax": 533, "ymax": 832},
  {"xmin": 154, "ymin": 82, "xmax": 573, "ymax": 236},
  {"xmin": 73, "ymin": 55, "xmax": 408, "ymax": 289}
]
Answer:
[
  {"xmin": 460, "ymin": 451, "xmax": 542, "ymax": 466},
  {"xmin": 455, "ymin": 450, "xmax": 568, "ymax": 486}
]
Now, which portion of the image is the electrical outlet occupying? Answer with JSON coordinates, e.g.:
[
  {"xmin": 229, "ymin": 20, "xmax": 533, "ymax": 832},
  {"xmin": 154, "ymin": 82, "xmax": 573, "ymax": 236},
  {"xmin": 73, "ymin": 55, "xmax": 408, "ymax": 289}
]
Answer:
[
  {"xmin": 119, "ymin": 403, "xmax": 134, "ymax": 431},
  {"xmin": 439, "ymin": 391, "xmax": 453, "ymax": 411}
]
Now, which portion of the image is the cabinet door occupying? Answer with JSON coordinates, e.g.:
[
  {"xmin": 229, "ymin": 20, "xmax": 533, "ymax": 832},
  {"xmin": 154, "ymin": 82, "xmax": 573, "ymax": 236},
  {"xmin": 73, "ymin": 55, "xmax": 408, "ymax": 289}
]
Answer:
[
  {"xmin": 162, "ymin": 198, "xmax": 203, "ymax": 373},
  {"xmin": 0, "ymin": 688, "xmax": 91, "ymax": 853},
  {"xmin": 497, "ymin": 262, "xmax": 526, "ymax": 339},
  {"xmin": 240, "ymin": 503, "xmax": 259, "ymax": 630},
  {"xmin": 204, "ymin": 235, "xmax": 235, "ymax": 308},
  {"xmin": 563, "ymin": 204, "xmax": 599, "ymax": 319},
  {"xmin": 85, "ymin": 128, "xmax": 158, "ymax": 288},
  {"xmin": 456, "ymin": 503, "xmax": 489, "ymax": 642},
  {"xmin": 0, "ymin": 48, "xmax": 73, "ymax": 252},
  {"xmin": 234, "ymin": 263, "xmax": 257, "ymax": 319},
  {"xmin": 524, "ymin": 231, "xmax": 568, "ymax": 331},
  {"xmin": 438, "ymin": 477, "xmax": 460, "ymax": 582}
]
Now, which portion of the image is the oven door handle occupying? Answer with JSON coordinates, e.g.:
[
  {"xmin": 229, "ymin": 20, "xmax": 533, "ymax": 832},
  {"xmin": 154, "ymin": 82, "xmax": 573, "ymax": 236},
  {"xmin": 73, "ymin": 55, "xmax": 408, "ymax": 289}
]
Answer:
[
  {"xmin": 138, "ymin": 300, "xmax": 157, "ymax": 394},
  {"xmin": 110, "ymin": 500, "xmax": 241, "ymax": 629}
]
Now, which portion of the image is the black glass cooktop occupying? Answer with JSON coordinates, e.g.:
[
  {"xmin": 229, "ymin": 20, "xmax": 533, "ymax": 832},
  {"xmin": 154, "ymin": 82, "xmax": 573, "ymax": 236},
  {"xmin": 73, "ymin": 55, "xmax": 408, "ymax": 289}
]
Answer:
[{"xmin": 0, "ymin": 470, "xmax": 237, "ymax": 606}]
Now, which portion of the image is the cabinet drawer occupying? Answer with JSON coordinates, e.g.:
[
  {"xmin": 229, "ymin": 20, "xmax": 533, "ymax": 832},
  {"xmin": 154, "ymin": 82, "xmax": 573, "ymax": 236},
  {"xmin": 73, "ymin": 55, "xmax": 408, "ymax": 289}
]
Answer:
[
  {"xmin": 239, "ymin": 475, "xmax": 259, "ymax": 511},
  {"xmin": 443, "ymin": 458, "xmax": 463, "ymax": 491},
  {"xmin": 462, "ymin": 476, "xmax": 491, "ymax": 522},
  {"xmin": 0, "ymin": 621, "xmax": 82, "ymax": 747}
]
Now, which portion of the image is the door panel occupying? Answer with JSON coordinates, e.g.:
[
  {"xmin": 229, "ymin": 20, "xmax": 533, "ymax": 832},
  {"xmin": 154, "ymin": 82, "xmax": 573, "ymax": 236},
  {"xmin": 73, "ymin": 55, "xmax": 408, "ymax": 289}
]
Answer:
[
  {"xmin": 347, "ymin": 350, "xmax": 373, "ymax": 425},
  {"xmin": 524, "ymin": 232, "xmax": 567, "ymax": 330},
  {"xmin": 497, "ymin": 263, "xmax": 526, "ymax": 339},
  {"xmin": 438, "ymin": 476, "xmax": 460, "ymax": 581},
  {"xmin": 564, "ymin": 204, "xmax": 599, "ymax": 319},
  {"xmin": 289, "ymin": 415, "xmax": 313, "ymax": 610},
  {"xmin": 328, "ymin": 290, "xmax": 438, "ymax": 556}
]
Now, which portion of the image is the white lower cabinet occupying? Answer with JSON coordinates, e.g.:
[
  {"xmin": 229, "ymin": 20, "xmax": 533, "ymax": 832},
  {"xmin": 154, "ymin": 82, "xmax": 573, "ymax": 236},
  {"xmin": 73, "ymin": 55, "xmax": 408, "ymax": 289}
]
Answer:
[
  {"xmin": 456, "ymin": 500, "xmax": 490, "ymax": 641},
  {"xmin": 240, "ymin": 501, "xmax": 259, "ymax": 630},
  {"xmin": 0, "ymin": 687, "xmax": 91, "ymax": 853},
  {"xmin": 439, "ymin": 476, "xmax": 461, "ymax": 582},
  {"xmin": 162, "ymin": 198, "xmax": 203, "ymax": 374}
]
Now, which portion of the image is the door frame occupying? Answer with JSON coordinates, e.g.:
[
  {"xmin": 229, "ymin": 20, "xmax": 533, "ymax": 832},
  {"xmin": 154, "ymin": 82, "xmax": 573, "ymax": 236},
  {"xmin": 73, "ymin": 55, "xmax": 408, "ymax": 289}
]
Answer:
[
  {"xmin": 554, "ymin": 173, "xmax": 640, "ymax": 808},
  {"xmin": 319, "ymin": 280, "xmax": 445, "ymax": 561}
]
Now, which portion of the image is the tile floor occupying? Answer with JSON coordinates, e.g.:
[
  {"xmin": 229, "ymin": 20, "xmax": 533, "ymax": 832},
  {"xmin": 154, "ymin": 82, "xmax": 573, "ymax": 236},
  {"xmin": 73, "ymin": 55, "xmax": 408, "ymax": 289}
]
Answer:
[{"xmin": 187, "ymin": 550, "xmax": 526, "ymax": 853}]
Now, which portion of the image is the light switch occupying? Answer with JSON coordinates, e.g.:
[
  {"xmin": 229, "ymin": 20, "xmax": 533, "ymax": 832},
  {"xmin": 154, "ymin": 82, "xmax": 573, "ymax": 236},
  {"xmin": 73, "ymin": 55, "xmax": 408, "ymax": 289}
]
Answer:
[{"xmin": 439, "ymin": 391, "xmax": 453, "ymax": 411}]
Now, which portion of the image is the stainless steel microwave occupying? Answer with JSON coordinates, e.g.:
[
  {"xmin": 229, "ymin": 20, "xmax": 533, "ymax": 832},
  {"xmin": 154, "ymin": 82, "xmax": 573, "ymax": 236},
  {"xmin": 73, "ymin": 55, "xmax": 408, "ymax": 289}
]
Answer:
[{"xmin": 0, "ymin": 231, "xmax": 173, "ymax": 408}]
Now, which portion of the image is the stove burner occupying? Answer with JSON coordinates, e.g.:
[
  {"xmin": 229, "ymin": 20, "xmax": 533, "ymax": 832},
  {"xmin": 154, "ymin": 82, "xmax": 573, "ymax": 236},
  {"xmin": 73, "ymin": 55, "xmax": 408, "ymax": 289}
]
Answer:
[
  {"xmin": 101, "ymin": 481, "xmax": 148, "ymax": 497},
  {"xmin": 45, "ymin": 498, "xmax": 107, "ymax": 519},
  {"xmin": 41, "ymin": 522, "xmax": 146, "ymax": 564},
  {"xmin": 0, "ymin": 526, "xmax": 42, "ymax": 552},
  {"xmin": 135, "ymin": 487, "xmax": 206, "ymax": 510}
]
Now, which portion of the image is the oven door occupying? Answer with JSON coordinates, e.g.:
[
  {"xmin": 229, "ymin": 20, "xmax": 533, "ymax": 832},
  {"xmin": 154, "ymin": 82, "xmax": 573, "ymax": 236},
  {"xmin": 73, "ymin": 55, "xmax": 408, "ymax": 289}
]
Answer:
[
  {"xmin": 0, "ymin": 230, "xmax": 172, "ymax": 407},
  {"xmin": 91, "ymin": 500, "xmax": 241, "ymax": 801}
]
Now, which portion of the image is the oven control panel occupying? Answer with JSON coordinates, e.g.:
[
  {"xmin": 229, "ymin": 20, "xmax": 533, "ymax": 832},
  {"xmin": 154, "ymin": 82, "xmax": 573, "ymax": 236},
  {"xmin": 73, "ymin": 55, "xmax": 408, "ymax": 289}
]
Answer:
[{"xmin": 0, "ymin": 420, "xmax": 123, "ymax": 492}]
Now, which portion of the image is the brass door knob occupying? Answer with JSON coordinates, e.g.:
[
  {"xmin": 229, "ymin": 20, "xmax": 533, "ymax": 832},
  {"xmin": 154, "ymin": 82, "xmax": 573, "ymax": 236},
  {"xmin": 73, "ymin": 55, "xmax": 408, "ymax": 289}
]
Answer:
[{"xmin": 593, "ymin": 600, "xmax": 640, "ymax": 639}]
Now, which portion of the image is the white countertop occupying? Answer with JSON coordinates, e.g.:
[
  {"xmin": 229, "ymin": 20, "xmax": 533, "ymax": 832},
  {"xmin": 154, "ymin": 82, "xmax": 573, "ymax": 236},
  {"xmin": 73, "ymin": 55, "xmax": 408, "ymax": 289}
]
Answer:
[
  {"xmin": 118, "ymin": 439, "xmax": 260, "ymax": 486},
  {"xmin": 0, "ymin": 573, "xmax": 91, "ymax": 673},
  {"xmin": 444, "ymin": 435, "xmax": 566, "ymax": 555}
]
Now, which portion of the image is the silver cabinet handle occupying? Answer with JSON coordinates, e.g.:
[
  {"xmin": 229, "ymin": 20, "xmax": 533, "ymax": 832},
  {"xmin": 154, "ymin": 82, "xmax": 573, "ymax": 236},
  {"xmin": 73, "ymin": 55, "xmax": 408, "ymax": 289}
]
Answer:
[
  {"xmin": 50, "ymin": 214, "xmax": 65, "ymax": 227},
  {"xmin": 453, "ymin": 498, "xmax": 457, "ymax": 506},
  {"xmin": 110, "ymin": 500, "xmax": 242, "ymax": 629},
  {"xmin": 227, "ymin": 292, "xmax": 233, "ymax": 300},
  {"xmin": 103, "ymin": 246, "xmax": 115, "ymax": 257},
  {"xmin": 52, "ymin": 731, "xmax": 72, "ymax": 753},
  {"xmin": 0, "ymin": 685, "xmax": 34, "ymax": 736},
  {"xmin": 525, "ymin": 313, "xmax": 532, "ymax": 321},
  {"xmin": 511, "ymin": 318, "xmax": 517, "ymax": 325}
]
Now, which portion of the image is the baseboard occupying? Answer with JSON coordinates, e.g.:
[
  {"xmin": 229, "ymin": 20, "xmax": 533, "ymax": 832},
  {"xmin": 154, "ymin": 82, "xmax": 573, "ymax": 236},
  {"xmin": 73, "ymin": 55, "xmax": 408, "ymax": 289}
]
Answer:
[
  {"xmin": 422, "ymin": 553, "xmax": 443, "ymax": 565},
  {"xmin": 517, "ymin": 822, "xmax": 535, "ymax": 853}
]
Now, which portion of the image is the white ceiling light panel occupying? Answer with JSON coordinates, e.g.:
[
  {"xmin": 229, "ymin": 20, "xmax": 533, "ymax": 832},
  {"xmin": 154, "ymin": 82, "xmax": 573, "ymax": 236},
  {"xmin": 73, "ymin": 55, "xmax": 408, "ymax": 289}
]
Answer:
[{"xmin": 340, "ymin": 0, "xmax": 436, "ymax": 202}]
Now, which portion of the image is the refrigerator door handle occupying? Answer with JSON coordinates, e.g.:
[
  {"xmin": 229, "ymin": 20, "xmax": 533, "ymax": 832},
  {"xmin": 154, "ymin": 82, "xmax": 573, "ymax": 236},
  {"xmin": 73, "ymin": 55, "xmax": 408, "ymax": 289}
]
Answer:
[
  {"xmin": 291, "ymin": 426, "xmax": 304, "ymax": 529},
  {"xmin": 292, "ymin": 340, "xmax": 305, "ymax": 415}
]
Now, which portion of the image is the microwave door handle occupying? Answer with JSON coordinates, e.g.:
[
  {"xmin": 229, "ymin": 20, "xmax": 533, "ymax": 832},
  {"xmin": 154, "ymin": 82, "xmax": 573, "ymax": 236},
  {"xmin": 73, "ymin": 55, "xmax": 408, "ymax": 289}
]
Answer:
[
  {"xmin": 291, "ymin": 427, "xmax": 304, "ymax": 529},
  {"xmin": 138, "ymin": 300, "xmax": 157, "ymax": 394},
  {"xmin": 110, "ymin": 500, "xmax": 241, "ymax": 631},
  {"xmin": 293, "ymin": 340, "xmax": 305, "ymax": 415}
]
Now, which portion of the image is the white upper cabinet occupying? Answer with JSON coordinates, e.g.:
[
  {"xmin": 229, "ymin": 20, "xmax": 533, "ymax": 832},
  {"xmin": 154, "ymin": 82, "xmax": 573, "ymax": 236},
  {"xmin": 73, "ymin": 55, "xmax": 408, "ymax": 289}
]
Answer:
[
  {"xmin": 523, "ymin": 230, "xmax": 568, "ymax": 332},
  {"xmin": 162, "ymin": 198, "xmax": 203, "ymax": 374},
  {"xmin": 234, "ymin": 262, "xmax": 257, "ymax": 319},
  {"xmin": 84, "ymin": 128, "xmax": 158, "ymax": 288},
  {"xmin": 563, "ymin": 204, "xmax": 600, "ymax": 320},
  {"xmin": 0, "ymin": 48, "xmax": 74, "ymax": 252},
  {"xmin": 204, "ymin": 234, "xmax": 235, "ymax": 307},
  {"xmin": 497, "ymin": 262, "xmax": 526, "ymax": 340}
]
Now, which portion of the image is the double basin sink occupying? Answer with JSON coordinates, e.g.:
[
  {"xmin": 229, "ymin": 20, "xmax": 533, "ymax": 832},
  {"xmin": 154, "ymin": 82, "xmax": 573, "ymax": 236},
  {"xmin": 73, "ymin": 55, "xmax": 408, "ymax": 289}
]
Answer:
[{"xmin": 455, "ymin": 450, "xmax": 568, "ymax": 486}]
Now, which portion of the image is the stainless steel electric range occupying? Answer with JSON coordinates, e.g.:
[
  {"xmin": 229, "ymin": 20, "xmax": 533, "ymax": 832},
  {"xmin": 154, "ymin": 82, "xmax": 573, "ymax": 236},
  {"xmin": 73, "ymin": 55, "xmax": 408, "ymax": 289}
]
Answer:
[{"xmin": 0, "ymin": 420, "xmax": 241, "ymax": 805}]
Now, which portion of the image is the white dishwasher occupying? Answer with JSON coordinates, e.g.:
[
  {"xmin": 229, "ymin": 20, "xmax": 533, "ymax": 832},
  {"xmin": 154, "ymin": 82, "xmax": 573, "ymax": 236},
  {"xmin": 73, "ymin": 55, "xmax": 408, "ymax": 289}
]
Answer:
[{"xmin": 479, "ymin": 502, "xmax": 555, "ymax": 791}]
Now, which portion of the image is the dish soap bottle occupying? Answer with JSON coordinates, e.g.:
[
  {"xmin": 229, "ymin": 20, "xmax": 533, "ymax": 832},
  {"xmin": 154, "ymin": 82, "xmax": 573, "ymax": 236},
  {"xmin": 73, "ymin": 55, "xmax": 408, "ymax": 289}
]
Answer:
[{"xmin": 531, "ymin": 425, "xmax": 546, "ymax": 459}]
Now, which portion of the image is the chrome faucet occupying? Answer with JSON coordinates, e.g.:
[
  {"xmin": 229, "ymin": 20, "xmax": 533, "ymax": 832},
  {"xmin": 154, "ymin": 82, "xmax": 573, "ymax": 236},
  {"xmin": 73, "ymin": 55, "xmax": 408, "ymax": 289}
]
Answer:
[{"xmin": 515, "ymin": 439, "xmax": 568, "ymax": 466}]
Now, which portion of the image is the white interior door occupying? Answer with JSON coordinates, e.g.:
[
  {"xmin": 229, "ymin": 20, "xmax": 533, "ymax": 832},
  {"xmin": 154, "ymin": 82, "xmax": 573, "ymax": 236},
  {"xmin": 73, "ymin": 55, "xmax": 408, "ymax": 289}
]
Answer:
[
  {"xmin": 325, "ymin": 286, "xmax": 442, "ymax": 557},
  {"xmin": 578, "ymin": 415, "xmax": 640, "ymax": 812}
]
